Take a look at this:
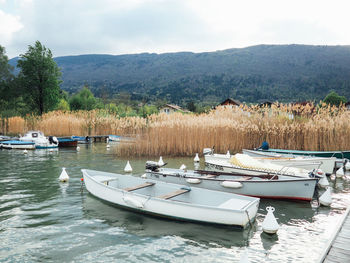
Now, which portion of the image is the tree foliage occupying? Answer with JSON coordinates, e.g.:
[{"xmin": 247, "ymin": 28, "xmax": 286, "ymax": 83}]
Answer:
[
  {"xmin": 69, "ymin": 86, "xmax": 100, "ymax": 110},
  {"xmin": 17, "ymin": 41, "xmax": 62, "ymax": 115},
  {"xmin": 323, "ymin": 91, "xmax": 347, "ymax": 106}
]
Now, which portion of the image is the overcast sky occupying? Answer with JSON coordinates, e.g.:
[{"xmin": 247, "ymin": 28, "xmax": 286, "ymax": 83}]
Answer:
[{"xmin": 1, "ymin": 0, "xmax": 350, "ymax": 58}]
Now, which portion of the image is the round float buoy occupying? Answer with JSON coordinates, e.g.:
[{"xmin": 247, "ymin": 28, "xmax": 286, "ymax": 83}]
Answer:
[
  {"xmin": 226, "ymin": 150, "xmax": 230, "ymax": 157},
  {"xmin": 194, "ymin": 153, "xmax": 200, "ymax": 162},
  {"xmin": 106, "ymin": 144, "xmax": 110, "ymax": 149},
  {"xmin": 336, "ymin": 166, "xmax": 345, "ymax": 178},
  {"xmin": 23, "ymin": 149, "xmax": 28, "ymax": 154},
  {"xmin": 319, "ymin": 187, "xmax": 332, "ymax": 206},
  {"xmin": 122, "ymin": 196, "xmax": 143, "ymax": 208},
  {"xmin": 186, "ymin": 178, "xmax": 201, "ymax": 184},
  {"xmin": 180, "ymin": 164, "xmax": 187, "ymax": 170},
  {"xmin": 345, "ymin": 161, "xmax": 350, "ymax": 171},
  {"xmin": 141, "ymin": 173, "xmax": 147, "ymax": 179},
  {"xmin": 318, "ymin": 175, "xmax": 329, "ymax": 188},
  {"xmin": 76, "ymin": 146, "xmax": 80, "ymax": 151},
  {"xmin": 59, "ymin": 167, "xmax": 69, "ymax": 182},
  {"xmin": 158, "ymin": 156, "xmax": 164, "ymax": 166},
  {"xmin": 262, "ymin": 206, "xmax": 279, "ymax": 234},
  {"xmin": 124, "ymin": 161, "xmax": 132, "ymax": 172},
  {"xmin": 221, "ymin": 181, "xmax": 243, "ymax": 189}
]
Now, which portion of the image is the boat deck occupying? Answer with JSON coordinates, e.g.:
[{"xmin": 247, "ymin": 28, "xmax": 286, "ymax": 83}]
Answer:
[{"xmin": 319, "ymin": 206, "xmax": 350, "ymax": 263}]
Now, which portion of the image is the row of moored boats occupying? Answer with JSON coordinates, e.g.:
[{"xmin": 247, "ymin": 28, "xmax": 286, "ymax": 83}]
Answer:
[{"xmin": 81, "ymin": 145, "xmax": 350, "ymax": 229}]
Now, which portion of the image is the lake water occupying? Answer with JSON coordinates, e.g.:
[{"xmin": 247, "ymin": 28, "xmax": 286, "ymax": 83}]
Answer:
[{"xmin": 1, "ymin": 143, "xmax": 349, "ymax": 262}]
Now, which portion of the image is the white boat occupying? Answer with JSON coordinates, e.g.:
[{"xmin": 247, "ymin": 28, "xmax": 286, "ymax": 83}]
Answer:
[
  {"xmin": 108, "ymin": 135, "xmax": 135, "ymax": 143},
  {"xmin": 242, "ymin": 149, "xmax": 337, "ymax": 175},
  {"xmin": 145, "ymin": 163, "xmax": 318, "ymax": 201},
  {"xmin": 82, "ymin": 169, "xmax": 260, "ymax": 228},
  {"xmin": 205, "ymin": 153, "xmax": 316, "ymax": 178},
  {"xmin": 0, "ymin": 140, "xmax": 35, "ymax": 150},
  {"xmin": 19, "ymin": 131, "xmax": 58, "ymax": 149}
]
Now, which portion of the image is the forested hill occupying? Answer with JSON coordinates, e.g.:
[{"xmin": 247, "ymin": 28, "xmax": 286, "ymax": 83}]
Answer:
[{"xmin": 10, "ymin": 44, "xmax": 350, "ymax": 104}]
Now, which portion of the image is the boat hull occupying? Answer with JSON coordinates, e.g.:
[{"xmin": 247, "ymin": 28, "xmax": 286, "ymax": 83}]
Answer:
[
  {"xmin": 0, "ymin": 140, "xmax": 35, "ymax": 150},
  {"xmin": 146, "ymin": 169, "xmax": 317, "ymax": 201},
  {"xmin": 57, "ymin": 138, "xmax": 78, "ymax": 147},
  {"xmin": 262, "ymin": 148, "xmax": 350, "ymax": 160},
  {"xmin": 242, "ymin": 149, "xmax": 336, "ymax": 175},
  {"xmin": 82, "ymin": 169, "xmax": 259, "ymax": 227}
]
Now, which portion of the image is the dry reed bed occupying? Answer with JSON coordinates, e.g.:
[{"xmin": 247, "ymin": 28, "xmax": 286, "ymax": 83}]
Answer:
[
  {"xmin": 1, "ymin": 104, "xmax": 350, "ymax": 156},
  {"xmin": 116, "ymin": 104, "xmax": 350, "ymax": 156}
]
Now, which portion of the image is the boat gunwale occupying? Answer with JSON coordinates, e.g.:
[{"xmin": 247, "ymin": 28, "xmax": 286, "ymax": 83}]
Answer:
[
  {"xmin": 147, "ymin": 170, "xmax": 318, "ymax": 184},
  {"xmin": 82, "ymin": 169, "xmax": 260, "ymax": 213},
  {"xmin": 204, "ymin": 160, "xmax": 314, "ymax": 178}
]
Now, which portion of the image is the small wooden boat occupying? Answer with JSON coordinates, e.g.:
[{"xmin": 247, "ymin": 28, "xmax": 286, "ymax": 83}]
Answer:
[
  {"xmin": 145, "ymin": 163, "xmax": 318, "ymax": 201},
  {"xmin": 242, "ymin": 149, "xmax": 337, "ymax": 175},
  {"xmin": 205, "ymin": 153, "xmax": 315, "ymax": 178},
  {"xmin": 0, "ymin": 140, "xmax": 35, "ymax": 150},
  {"xmin": 57, "ymin": 137, "xmax": 78, "ymax": 147},
  {"xmin": 256, "ymin": 148, "xmax": 350, "ymax": 160},
  {"xmin": 72, "ymin": 136, "xmax": 92, "ymax": 144},
  {"xmin": 82, "ymin": 169, "xmax": 260, "ymax": 228}
]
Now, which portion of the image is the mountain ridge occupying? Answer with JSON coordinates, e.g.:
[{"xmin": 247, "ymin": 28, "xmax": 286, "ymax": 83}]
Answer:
[{"xmin": 10, "ymin": 44, "xmax": 350, "ymax": 104}]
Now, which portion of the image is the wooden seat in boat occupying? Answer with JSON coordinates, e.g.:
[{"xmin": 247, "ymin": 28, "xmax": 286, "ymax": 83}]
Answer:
[
  {"xmin": 124, "ymin": 182, "xmax": 155, "ymax": 192},
  {"xmin": 158, "ymin": 188, "xmax": 191, "ymax": 200}
]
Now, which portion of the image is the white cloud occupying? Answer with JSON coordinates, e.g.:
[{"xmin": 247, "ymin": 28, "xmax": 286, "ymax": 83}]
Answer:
[
  {"xmin": 0, "ymin": 10, "xmax": 23, "ymax": 47},
  {"xmin": 2, "ymin": 0, "xmax": 350, "ymax": 58}
]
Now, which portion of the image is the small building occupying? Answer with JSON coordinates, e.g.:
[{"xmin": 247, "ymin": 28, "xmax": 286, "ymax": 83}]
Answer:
[
  {"xmin": 345, "ymin": 102, "xmax": 350, "ymax": 110},
  {"xmin": 217, "ymin": 98, "xmax": 241, "ymax": 108},
  {"xmin": 258, "ymin": 100, "xmax": 274, "ymax": 107},
  {"xmin": 160, "ymin": 104, "xmax": 189, "ymax": 114}
]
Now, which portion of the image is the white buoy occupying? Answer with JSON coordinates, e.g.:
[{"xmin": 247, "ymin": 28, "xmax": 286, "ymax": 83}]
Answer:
[
  {"xmin": 124, "ymin": 161, "xmax": 132, "ymax": 172},
  {"xmin": 106, "ymin": 137, "xmax": 109, "ymax": 143},
  {"xmin": 59, "ymin": 167, "xmax": 69, "ymax": 182},
  {"xmin": 141, "ymin": 173, "xmax": 147, "ymax": 179},
  {"xmin": 186, "ymin": 178, "xmax": 201, "ymax": 184},
  {"xmin": 336, "ymin": 166, "xmax": 345, "ymax": 178},
  {"xmin": 319, "ymin": 187, "xmax": 332, "ymax": 206},
  {"xmin": 221, "ymin": 181, "xmax": 243, "ymax": 189},
  {"xmin": 318, "ymin": 176, "xmax": 329, "ymax": 188},
  {"xmin": 106, "ymin": 144, "xmax": 110, "ymax": 149},
  {"xmin": 262, "ymin": 206, "xmax": 279, "ymax": 234},
  {"xmin": 239, "ymin": 249, "xmax": 251, "ymax": 263},
  {"xmin": 23, "ymin": 149, "xmax": 28, "ymax": 154},
  {"xmin": 49, "ymin": 148, "xmax": 53, "ymax": 153},
  {"xmin": 194, "ymin": 153, "xmax": 200, "ymax": 162},
  {"xmin": 76, "ymin": 146, "xmax": 80, "ymax": 151},
  {"xmin": 345, "ymin": 161, "xmax": 350, "ymax": 171},
  {"xmin": 226, "ymin": 150, "xmax": 230, "ymax": 157},
  {"xmin": 180, "ymin": 164, "xmax": 187, "ymax": 170},
  {"xmin": 158, "ymin": 156, "xmax": 164, "ymax": 166}
]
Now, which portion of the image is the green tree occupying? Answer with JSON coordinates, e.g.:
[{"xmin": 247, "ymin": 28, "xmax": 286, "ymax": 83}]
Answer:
[
  {"xmin": 17, "ymin": 41, "xmax": 62, "ymax": 115},
  {"xmin": 69, "ymin": 86, "xmax": 98, "ymax": 110},
  {"xmin": 56, "ymin": 98, "xmax": 70, "ymax": 111},
  {"xmin": 323, "ymin": 91, "xmax": 347, "ymax": 106},
  {"xmin": 186, "ymin": 101, "xmax": 196, "ymax": 112}
]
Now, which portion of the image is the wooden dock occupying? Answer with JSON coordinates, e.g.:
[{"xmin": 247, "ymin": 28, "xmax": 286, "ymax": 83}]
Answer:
[
  {"xmin": 90, "ymin": 135, "xmax": 109, "ymax": 142},
  {"xmin": 319, "ymin": 206, "xmax": 350, "ymax": 263}
]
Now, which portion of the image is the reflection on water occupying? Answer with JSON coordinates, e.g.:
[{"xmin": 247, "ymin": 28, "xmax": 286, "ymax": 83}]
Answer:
[
  {"xmin": 82, "ymin": 195, "xmax": 256, "ymax": 248},
  {"xmin": 0, "ymin": 144, "xmax": 350, "ymax": 262}
]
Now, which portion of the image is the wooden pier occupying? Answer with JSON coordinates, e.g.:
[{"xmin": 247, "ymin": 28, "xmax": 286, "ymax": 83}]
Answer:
[
  {"xmin": 90, "ymin": 135, "xmax": 109, "ymax": 142},
  {"xmin": 319, "ymin": 206, "xmax": 350, "ymax": 263}
]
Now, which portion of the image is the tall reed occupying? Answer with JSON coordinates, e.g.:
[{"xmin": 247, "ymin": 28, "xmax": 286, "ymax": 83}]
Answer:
[{"xmin": 2, "ymin": 104, "xmax": 350, "ymax": 157}]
